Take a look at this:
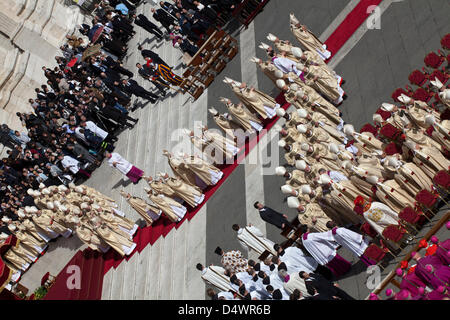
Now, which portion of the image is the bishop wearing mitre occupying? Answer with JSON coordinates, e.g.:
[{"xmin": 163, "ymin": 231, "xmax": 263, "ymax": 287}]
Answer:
[
  {"xmin": 220, "ymin": 98, "xmax": 263, "ymax": 133},
  {"xmin": 208, "ymin": 107, "xmax": 242, "ymax": 140},
  {"xmin": 224, "ymin": 78, "xmax": 279, "ymax": 120},
  {"xmin": 163, "ymin": 150, "xmax": 200, "ymax": 187},
  {"xmin": 231, "ymin": 223, "xmax": 276, "ymax": 257},
  {"xmin": 159, "ymin": 172, "xmax": 205, "ymax": 208},
  {"xmin": 120, "ymin": 190, "xmax": 162, "ymax": 226},
  {"xmin": 145, "ymin": 188, "xmax": 187, "ymax": 223},
  {"xmin": 290, "ymin": 13, "xmax": 331, "ymax": 60}
]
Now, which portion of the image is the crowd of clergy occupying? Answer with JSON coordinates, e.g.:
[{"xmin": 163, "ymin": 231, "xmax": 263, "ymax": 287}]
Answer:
[{"xmin": 198, "ymin": 13, "xmax": 450, "ymax": 300}]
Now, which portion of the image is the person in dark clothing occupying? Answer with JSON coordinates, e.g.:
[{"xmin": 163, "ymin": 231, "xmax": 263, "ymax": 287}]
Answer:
[
  {"xmin": 65, "ymin": 144, "xmax": 100, "ymax": 167},
  {"xmin": 133, "ymin": 14, "xmax": 164, "ymax": 40},
  {"xmin": 299, "ymin": 271, "xmax": 355, "ymax": 300},
  {"xmin": 254, "ymin": 201, "xmax": 293, "ymax": 230},
  {"xmin": 137, "ymin": 45, "xmax": 171, "ymax": 67},
  {"xmin": 120, "ymin": 79, "xmax": 158, "ymax": 102},
  {"xmin": 151, "ymin": 7, "xmax": 176, "ymax": 34},
  {"xmin": 98, "ymin": 103, "xmax": 138, "ymax": 129},
  {"xmin": 101, "ymin": 55, "xmax": 134, "ymax": 78},
  {"xmin": 0, "ymin": 124, "xmax": 15, "ymax": 149},
  {"xmin": 176, "ymin": 37, "xmax": 199, "ymax": 56}
]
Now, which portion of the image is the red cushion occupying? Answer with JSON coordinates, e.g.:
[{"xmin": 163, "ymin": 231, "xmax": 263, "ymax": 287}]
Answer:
[
  {"xmin": 375, "ymin": 108, "xmax": 392, "ymax": 121},
  {"xmin": 392, "ymin": 88, "xmax": 410, "ymax": 102},
  {"xmin": 379, "ymin": 123, "xmax": 402, "ymax": 140},
  {"xmin": 429, "ymin": 70, "xmax": 448, "ymax": 85},
  {"xmin": 384, "ymin": 142, "xmax": 402, "ymax": 156},
  {"xmin": 424, "ymin": 52, "xmax": 443, "ymax": 69},
  {"xmin": 408, "ymin": 70, "xmax": 427, "ymax": 86},
  {"xmin": 415, "ymin": 189, "xmax": 438, "ymax": 208},
  {"xmin": 360, "ymin": 222, "xmax": 378, "ymax": 238},
  {"xmin": 360, "ymin": 123, "xmax": 378, "ymax": 136},
  {"xmin": 441, "ymin": 34, "xmax": 450, "ymax": 50},
  {"xmin": 41, "ymin": 272, "xmax": 50, "ymax": 286},
  {"xmin": 412, "ymin": 87, "xmax": 432, "ymax": 102},
  {"xmin": 433, "ymin": 170, "xmax": 450, "ymax": 189},
  {"xmin": 382, "ymin": 225, "xmax": 404, "ymax": 242},
  {"xmin": 363, "ymin": 244, "xmax": 386, "ymax": 262},
  {"xmin": 399, "ymin": 207, "xmax": 420, "ymax": 224}
]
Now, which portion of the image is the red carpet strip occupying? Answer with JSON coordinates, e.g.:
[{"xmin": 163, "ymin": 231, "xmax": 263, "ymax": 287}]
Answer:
[{"xmin": 324, "ymin": 0, "xmax": 383, "ymax": 61}]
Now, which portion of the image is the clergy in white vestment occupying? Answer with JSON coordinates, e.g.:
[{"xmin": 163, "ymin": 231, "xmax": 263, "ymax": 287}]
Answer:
[
  {"xmin": 59, "ymin": 154, "xmax": 81, "ymax": 175},
  {"xmin": 217, "ymin": 291, "xmax": 237, "ymax": 300},
  {"xmin": 197, "ymin": 263, "xmax": 232, "ymax": 292},
  {"xmin": 283, "ymin": 271, "xmax": 312, "ymax": 298},
  {"xmin": 232, "ymin": 223, "xmax": 277, "ymax": 256},
  {"xmin": 326, "ymin": 221, "xmax": 373, "ymax": 266},
  {"xmin": 354, "ymin": 196, "xmax": 401, "ymax": 238},
  {"xmin": 106, "ymin": 151, "xmax": 144, "ymax": 184},
  {"xmin": 299, "ymin": 225, "xmax": 352, "ymax": 278},
  {"xmin": 274, "ymin": 244, "xmax": 318, "ymax": 274},
  {"xmin": 82, "ymin": 120, "xmax": 109, "ymax": 141}
]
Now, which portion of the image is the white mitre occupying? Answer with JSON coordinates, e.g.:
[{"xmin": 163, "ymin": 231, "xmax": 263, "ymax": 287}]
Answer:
[
  {"xmin": 276, "ymin": 79, "xmax": 286, "ymax": 89},
  {"xmin": 297, "ymin": 124, "xmax": 307, "ymax": 133},
  {"xmin": 287, "ymin": 196, "xmax": 300, "ymax": 209},
  {"xmin": 291, "ymin": 47, "xmax": 303, "ymax": 58},
  {"xmin": 295, "ymin": 160, "xmax": 307, "ymax": 170},
  {"xmin": 276, "ymin": 108, "xmax": 286, "ymax": 117},
  {"xmin": 373, "ymin": 114, "xmax": 383, "ymax": 124},
  {"xmin": 275, "ymin": 166, "xmax": 286, "ymax": 176},
  {"xmin": 281, "ymin": 185, "xmax": 294, "ymax": 195},
  {"xmin": 301, "ymin": 185, "xmax": 312, "ymax": 195},
  {"xmin": 297, "ymin": 108, "xmax": 308, "ymax": 118},
  {"xmin": 381, "ymin": 103, "xmax": 395, "ymax": 112}
]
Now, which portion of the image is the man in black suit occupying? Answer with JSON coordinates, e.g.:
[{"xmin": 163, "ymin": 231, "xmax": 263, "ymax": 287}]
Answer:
[
  {"xmin": 253, "ymin": 201, "xmax": 292, "ymax": 230},
  {"xmin": 97, "ymin": 102, "xmax": 138, "ymax": 129},
  {"xmin": 137, "ymin": 45, "xmax": 170, "ymax": 67},
  {"xmin": 151, "ymin": 7, "xmax": 176, "ymax": 34},
  {"xmin": 133, "ymin": 14, "xmax": 164, "ymax": 40},
  {"xmin": 101, "ymin": 55, "xmax": 134, "ymax": 78},
  {"xmin": 120, "ymin": 79, "xmax": 158, "ymax": 103},
  {"xmin": 299, "ymin": 271, "xmax": 355, "ymax": 300}
]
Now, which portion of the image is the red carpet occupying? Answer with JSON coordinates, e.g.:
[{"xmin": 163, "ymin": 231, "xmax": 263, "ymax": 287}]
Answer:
[
  {"xmin": 324, "ymin": 0, "xmax": 383, "ymax": 61},
  {"xmin": 44, "ymin": 249, "xmax": 105, "ymax": 300},
  {"xmin": 42, "ymin": 0, "xmax": 376, "ymax": 299}
]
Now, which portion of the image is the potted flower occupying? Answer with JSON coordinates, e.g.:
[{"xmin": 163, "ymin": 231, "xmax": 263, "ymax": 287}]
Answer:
[{"xmin": 33, "ymin": 286, "xmax": 48, "ymax": 300}]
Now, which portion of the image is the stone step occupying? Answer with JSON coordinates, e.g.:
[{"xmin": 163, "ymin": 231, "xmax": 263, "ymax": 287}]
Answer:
[
  {"xmin": 133, "ymin": 241, "xmax": 151, "ymax": 299},
  {"xmin": 109, "ymin": 257, "xmax": 126, "ymax": 300},
  {"xmin": 171, "ymin": 218, "xmax": 188, "ymax": 300},
  {"xmin": 101, "ymin": 265, "xmax": 114, "ymax": 300},
  {"xmin": 183, "ymin": 206, "xmax": 207, "ymax": 300},
  {"xmin": 144, "ymin": 236, "xmax": 163, "ymax": 299},
  {"xmin": 157, "ymin": 229, "xmax": 175, "ymax": 299},
  {"xmin": 120, "ymin": 249, "xmax": 139, "ymax": 299}
]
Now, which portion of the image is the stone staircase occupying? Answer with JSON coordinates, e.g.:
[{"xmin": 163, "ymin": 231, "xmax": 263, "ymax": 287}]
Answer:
[
  {"xmin": 101, "ymin": 205, "xmax": 207, "ymax": 300},
  {"xmin": 94, "ymin": 1, "xmax": 209, "ymax": 300}
]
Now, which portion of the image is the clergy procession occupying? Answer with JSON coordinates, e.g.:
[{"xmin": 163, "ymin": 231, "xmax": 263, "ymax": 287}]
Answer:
[
  {"xmin": 0, "ymin": 0, "xmax": 449, "ymax": 302},
  {"xmin": 196, "ymin": 13, "xmax": 450, "ymax": 301}
]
